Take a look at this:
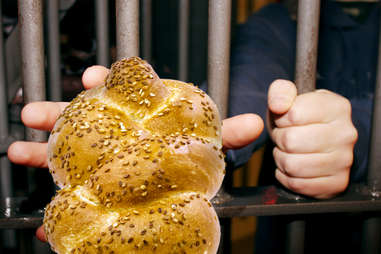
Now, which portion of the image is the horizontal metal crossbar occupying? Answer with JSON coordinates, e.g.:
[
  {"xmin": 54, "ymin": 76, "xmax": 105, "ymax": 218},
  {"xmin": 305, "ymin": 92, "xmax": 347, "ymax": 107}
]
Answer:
[
  {"xmin": 214, "ymin": 184, "xmax": 381, "ymax": 217},
  {"xmin": 0, "ymin": 184, "xmax": 379, "ymax": 229}
]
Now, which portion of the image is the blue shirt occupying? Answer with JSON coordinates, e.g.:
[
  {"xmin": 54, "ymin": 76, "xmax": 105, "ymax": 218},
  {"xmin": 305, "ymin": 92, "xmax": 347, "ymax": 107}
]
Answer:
[{"xmin": 226, "ymin": 1, "xmax": 380, "ymax": 182}]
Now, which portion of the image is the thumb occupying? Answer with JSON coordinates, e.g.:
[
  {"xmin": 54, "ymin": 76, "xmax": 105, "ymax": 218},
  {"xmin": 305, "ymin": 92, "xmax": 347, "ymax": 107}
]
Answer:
[
  {"xmin": 82, "ymin": 65, "xmax": 110, "ymax": 90},
  {"xmin": 36, "ymin": 226, "xmax": 47, "ymax": 242},
  {"xmin": 222, "ymin": 113, "xmax": 264, "ymax": 151},
  {"xmin": 268, "ymin": 79, "xmax": 297, "ymax": 115}
]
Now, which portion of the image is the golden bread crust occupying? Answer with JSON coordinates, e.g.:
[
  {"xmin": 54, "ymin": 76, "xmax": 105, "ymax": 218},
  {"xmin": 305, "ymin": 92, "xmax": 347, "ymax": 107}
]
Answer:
[{"xmin": 45, "ymin": 57, "xmax": 225, "ymax": 253}]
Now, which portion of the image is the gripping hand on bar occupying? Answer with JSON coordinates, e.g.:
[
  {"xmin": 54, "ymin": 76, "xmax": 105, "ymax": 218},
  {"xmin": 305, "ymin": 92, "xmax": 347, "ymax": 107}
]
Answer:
[
  {"xmin": 267, "ymin": 79, "xmax": 358, "ymax": 199},
  {"xmin": 7, "ymin": 65, "xmax": 264, "ymax": 242}
]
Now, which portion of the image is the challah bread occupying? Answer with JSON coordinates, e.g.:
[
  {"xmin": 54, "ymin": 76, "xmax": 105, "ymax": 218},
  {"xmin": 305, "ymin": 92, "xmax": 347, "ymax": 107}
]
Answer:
[{"xmin": 44, "ymin": 57, "xmax": 225, "ymax": 253}]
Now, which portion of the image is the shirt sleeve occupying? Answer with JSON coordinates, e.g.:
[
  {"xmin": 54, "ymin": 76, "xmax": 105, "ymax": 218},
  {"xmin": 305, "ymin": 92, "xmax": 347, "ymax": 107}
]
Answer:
[{"xmin": 225, "ymin": 4, "xmax": 296, "ymax": 169}]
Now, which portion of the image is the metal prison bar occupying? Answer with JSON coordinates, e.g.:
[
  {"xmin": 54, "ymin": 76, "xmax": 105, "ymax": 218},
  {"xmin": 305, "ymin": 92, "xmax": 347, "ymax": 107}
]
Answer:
[
  {"xmin": 46, "ymin": 0, "xmax": 62, "ymax": 102},
  {"xmin": 0, "ymin": 0, "xmax": 380, "ymax": 253},
  {"xmin": 96, "ymin": 0, "xmax": 111, "ymax": 68},
  {"xmin": 286, "ymin": 1, "xmax": 321, "ymax": 253}
]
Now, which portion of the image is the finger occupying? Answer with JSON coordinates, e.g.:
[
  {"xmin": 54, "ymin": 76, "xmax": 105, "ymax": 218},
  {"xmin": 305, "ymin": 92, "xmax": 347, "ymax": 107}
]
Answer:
[
  {"xmin": 275, "ymin": 169, "xmax": 349, "ymax": 199},
  {"xmin": 273, "ymin": 147, "xmax": 353, "ymax": 178},
  {"xmin": 222, "ymin": 113, "xmax": 264, "ymax": 151},
  {"xmin": 22, "ymin": 66, "xmax": 109, "ymax": 131},
  {"xmin": 271, "ymin": 122, "xmax": 355, "ymax": 153},
  {"xmin": 82, "ymin": 65, "xmax": 110, "ymax": 90},
  {"xmin": 36, "ymin": 226, "xmax": 47, "ymax": 242},
  {"xmin": 8, "ymin": 141, "xmax": 48, "ymax": 168},
  {"xmin": 273, "ymin": 89, "xmax": 351, "ymax": 128},
  {"xmin": 21, "ymin": 102, "xmax": 69, "ymax": 131},
  {"xmin": 267, "ymin": 79, "xmax": 297, "ymax": 115}
]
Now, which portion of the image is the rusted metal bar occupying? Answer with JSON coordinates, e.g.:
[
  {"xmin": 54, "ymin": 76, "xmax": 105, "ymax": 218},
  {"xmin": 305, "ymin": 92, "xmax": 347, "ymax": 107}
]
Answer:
[
  {"xmin": 116, "ymin": 0, "xmax": 140, "ymax": 59},
  {"xmin": 16, "ymin": 0, "xmax": 49, "ymax": 251},
  {"xmin": 207, "ymin": 0, "xmax": 232, "ymax": 119},
  {"xmin": 46, "ymin": 0, "xmax": 61, "ymax": 101},
  {"xmin": 207, "ymin": 2, "xmax": 232, "ymax": 252},
  {"xmin": 294, "ymin": 0, "xmax": 320, "ymax": 94},
  {"xmin": 0, "ymin": 0, "xmax": 12, "ymax": 202},
  {"xmin": 214, "ymin": 185, "xmax": 381, "ymax": 217},
  {"xmin": 362, "ymin": 217, "xmax": 381, "ymax": 254},
  {"xmin": 289, "ymin": 1, "xmax": 321, "ymax": 253},
  {"xmin": 18, "ymin": 0, "xmax": 47, "ymax": 216},
  {"xmin": 0, "ymin": 0, "xmax": 15, "ymax": 249},
  {"xmin": 95, "ymin": 0, "xmax": 110, "ymax": 67},
  {"xmin": 0, "ymin": 137, "xmax": 16, "ymax": 155},
  {"xmin": 18, "ymin": 0, "xmax": 47, "ymax": 142},
  {"xmin": 142, "ymin": 0, "xmax": 152, "ymax": 62},
  {"xmin": 179, "ymin": 0, "xmax": 190, "ymax": 82},
  {"xmin": 286, "ymin": 220, "xmax": 305, "ymax": 254}
]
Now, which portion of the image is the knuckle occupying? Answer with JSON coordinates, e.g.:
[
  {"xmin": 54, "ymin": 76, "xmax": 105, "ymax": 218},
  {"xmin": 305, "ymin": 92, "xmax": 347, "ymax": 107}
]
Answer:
[
  {"xmin": 350, "ymin": 125, "xmax": 359, "ymax": 143},
  {"xmin": 339, "ymin": 177, "xmax": 350, "ymax": 192},
  {"xmin": 320, "ymin": 174, "xmax": 350, "ymax": 199},
  {"xmin": 287, "ymin": 178, "xmax": 304, "ymax": 193},
  {"xmin": 342, "ymin": 125, "xmax": 358, "ymax": 145},
  {"xmin": 315, "ymin": 88, "xmax": 331, "ymax": 95},
  {"xmin": 333, "ymin": 175, "xmax": 350, "ymax": 194},
  {"xmin": 316, "ymin": 88, "xmax": 331, "ymax": 93},
  {"xmin": 341, "ymin": 150, "xmax": 354, "ymax": 169},
  {"xmin": 282, "ymin": 157, "xmax": 298, "ymax": 176},
  {"xmin": 287, "ymin": 107, "xmax": 300, "ymax": 125},
  {"xmin": 281, "ymin": 129, "xmax": 298, "ymax": 152}
]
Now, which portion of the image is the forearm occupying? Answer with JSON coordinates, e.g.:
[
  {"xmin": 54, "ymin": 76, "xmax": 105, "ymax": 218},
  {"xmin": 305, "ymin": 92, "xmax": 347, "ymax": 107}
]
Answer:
[{"xmin": 218, "ymin": 3, "xmax": 296, "ymax": 169}]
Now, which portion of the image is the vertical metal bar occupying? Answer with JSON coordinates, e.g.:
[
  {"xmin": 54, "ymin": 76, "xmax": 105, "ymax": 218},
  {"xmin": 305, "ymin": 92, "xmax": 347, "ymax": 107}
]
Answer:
[
  {"xmin": 0, "ymin": 0, "xmax": 12, "ymax": 203},
  {"xmin": 18, "ymin": 0, "xmax": 47, "ymax": 197},
  {"xmin": 287, "ymin": 1, "xmax": 321, "ymax": 254},
  {"xmin": 179, "ymin": 0, "xmax": 190, "ymax": 82},
  {"xmin": 116, "ymin": 0, "xmax": 140, "ymax": 59},
  {"xmin": 361, "ymin": 11, "xmax": 381, "ymax": 254},
  {"xmin": 142, "ymin": 0, "xmax": 152, "ymax": 62},
  {"xmin": 0, "ymin": 0, "xmax": 16, "ymax": 250},
  {"xmin": 362, "ymin": 217, "xmax": 381, "ymax": 254},
  {"xmin": 208, "ymin": 1, "xmax": 232, "ymax": 253},
  {"xmin": 19, "ymin": 230, "xmax": 33, "ymax": 254},
  {"xmin": 207, "ymin": 0, "xmax": 232, "ymax": 119},
  {"xmin": 46, "ymin": 0, "xmax": 62, "ymax": 101},
  {"xmin": 368, "ymin": 9, "xmax": 381, "ymax": 192},
  {"xmin": 286, "ymin": 220, "xmax": 306, "ymax": 254},
  {"xmin": 294, "ymin": 0, "xmax": 320, "ymax": 94},
  {"xmin": 95, "ymin": 0, "xmax": 110, "ymax": 67},
  {"xmin": 18, "ymin": 0, "xmax": 47, "ymax": 119}
]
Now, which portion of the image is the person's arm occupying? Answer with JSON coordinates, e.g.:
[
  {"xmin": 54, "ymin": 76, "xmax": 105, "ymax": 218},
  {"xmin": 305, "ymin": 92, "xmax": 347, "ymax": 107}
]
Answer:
[{"xmin": 226, "ymin": 4, "xmax": 296, "ymax": 168}]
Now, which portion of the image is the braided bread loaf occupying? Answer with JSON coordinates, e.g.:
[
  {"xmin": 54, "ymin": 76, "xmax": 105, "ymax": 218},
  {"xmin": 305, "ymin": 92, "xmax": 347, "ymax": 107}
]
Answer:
[{"xmin": 44, "ymin": 57, "xmax": 225, "ymax": 253}]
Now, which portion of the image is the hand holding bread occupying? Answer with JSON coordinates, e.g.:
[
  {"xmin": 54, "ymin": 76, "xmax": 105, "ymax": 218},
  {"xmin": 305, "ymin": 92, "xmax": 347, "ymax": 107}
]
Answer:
[{"xmin": 7, "ymin": 58, "xmax": 264, "ymax": 252}]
